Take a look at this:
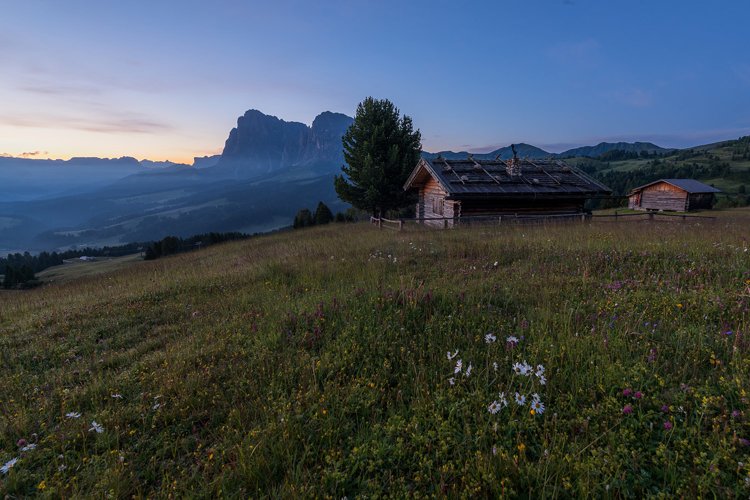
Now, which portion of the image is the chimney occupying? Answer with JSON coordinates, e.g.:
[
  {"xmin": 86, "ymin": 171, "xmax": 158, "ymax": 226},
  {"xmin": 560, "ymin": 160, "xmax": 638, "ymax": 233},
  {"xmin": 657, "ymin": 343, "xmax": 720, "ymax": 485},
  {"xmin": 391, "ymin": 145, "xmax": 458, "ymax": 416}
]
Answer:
[{"xmin": 506, "ymin": 144, "xmax": 521, "ymax": 177}]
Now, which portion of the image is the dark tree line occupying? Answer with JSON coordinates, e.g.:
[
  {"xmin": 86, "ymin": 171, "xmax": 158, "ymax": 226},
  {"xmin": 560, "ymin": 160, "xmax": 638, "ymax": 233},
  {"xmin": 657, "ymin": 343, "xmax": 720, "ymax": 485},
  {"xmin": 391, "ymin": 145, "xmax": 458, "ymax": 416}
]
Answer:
[
  {"xmin": 143, "ymin": 232, "xmax": 248, "ymax": 260},
  {"xmin": 293, "ymin": 202, "xmax": 356, "ymax": 229}
]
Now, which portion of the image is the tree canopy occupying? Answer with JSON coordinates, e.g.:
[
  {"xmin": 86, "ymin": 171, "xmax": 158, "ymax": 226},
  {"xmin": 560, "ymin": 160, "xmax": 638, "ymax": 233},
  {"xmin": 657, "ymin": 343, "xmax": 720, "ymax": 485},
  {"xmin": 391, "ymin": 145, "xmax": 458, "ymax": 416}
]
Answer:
[{"xmin": 334, "ymin": 97, "xmax": 421, "ymax": 217}]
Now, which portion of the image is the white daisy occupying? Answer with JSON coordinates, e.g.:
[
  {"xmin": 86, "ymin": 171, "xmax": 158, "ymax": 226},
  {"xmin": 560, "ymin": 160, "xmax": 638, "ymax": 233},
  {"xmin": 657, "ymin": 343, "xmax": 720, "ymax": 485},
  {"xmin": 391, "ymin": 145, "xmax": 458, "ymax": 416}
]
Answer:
[
  {"xmin": 535, "ymin": 365, "xmax": 545, "ymax": 377},
  {"xmin": 531, "ymin": 399, "xmax": 545, "ymax": 415},
  {"xmin": 1, "ymin": 457, "xmax": 18, "ymax": 474},
  {"xmin": 464, "ymin": 363, "xmax": 473, "ymax": 377},
  {"xmin": 492, "ymin": 361, "xmax": 498, "ymax": 372},
  {"xmin": 488, "ymin": 400, "xmax": 502, "ymax": 414},
  {"xmin": 506, "ymin": 335, "xmax": 519, "ymax": 345},
  {"xmin": 448, "ymin": 377, "xmax": 455, "ymax": 386},
  {"xmin": 89, "ymin": 421, "xmax": 104, "ymax": 434},
  {"xmin": 454, "ymin": 359, "xmax": 463, "ymax": 374},
  {"xmin": 498, "ymin": 392, "xmax": 509, "ymax": 407},
  {"xmin": 484, "ymin": 333, "xmax": 497, "ymax": 344},
  {"xmin": 19, "ymin": 444, "xmax": 36, "ymax": 452},
  {"xmin": 538, "ymin": 375, "xmax": 547, "ymax": 385},
  {"xmin": 111, "ymin": 393, "xmax": 123, "ymax": 399},
  {"xmin": 514, "ymin": 392, "xmax": 526, "ymax": 406},
  {"xmin": 447, "ymin": 350, "xmax": 459, "ymax": 360},
  {"xmin": 65, "ymin": 412, "xmax": 81, "ymax": 419}
]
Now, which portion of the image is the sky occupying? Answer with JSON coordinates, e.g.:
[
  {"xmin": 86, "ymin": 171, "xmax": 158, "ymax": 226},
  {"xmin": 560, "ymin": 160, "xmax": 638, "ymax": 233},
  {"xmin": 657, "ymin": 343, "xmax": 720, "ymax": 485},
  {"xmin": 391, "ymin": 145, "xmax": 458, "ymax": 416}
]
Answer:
[{"xmin": 1, "ymin": 0, "xmax": 749, "ymax": 163}]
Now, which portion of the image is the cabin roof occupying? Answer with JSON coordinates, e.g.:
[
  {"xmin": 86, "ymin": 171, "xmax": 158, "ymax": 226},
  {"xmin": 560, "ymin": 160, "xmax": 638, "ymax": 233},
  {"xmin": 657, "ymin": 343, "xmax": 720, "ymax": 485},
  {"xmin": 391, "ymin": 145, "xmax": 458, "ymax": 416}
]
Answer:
[
  {"xmin": 404, "ymin": 157, "xmax": 611, "ymax": 198},
  {"xmin": 629, "ymin": 178, "xmax": 721, "ymax": 195}
]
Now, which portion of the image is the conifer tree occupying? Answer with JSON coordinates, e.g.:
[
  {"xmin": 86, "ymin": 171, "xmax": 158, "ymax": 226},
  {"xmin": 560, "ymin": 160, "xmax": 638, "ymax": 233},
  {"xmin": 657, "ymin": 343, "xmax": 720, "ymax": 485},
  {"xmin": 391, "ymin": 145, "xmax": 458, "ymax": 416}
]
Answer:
[
  {"xmin": 334, "ymin": 97, "xmax": 421, "ymax": 217},
  {"xmin": 314, "ymin": 202, "xmax": 334, "ymax": 225}
]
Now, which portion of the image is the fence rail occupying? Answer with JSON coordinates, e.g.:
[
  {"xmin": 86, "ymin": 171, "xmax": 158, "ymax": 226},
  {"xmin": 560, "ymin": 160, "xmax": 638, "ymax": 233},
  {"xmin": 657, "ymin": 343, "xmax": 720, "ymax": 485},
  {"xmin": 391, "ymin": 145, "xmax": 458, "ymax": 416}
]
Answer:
[{"xmin": 370, "ymin": 211, "xmax": 715, "ymax": 231}]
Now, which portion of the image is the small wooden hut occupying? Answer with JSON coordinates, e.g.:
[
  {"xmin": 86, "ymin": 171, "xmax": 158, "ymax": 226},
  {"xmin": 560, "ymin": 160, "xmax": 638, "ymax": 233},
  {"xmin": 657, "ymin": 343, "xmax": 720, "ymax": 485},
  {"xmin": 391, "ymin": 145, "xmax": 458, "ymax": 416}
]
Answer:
[
  {"xmin": 403, "ymin": 153, "xmax": 611, "ymax": 227},
  {"xmin": 627, "ymin": 179, "xmax": 720, "ymax": 212}
]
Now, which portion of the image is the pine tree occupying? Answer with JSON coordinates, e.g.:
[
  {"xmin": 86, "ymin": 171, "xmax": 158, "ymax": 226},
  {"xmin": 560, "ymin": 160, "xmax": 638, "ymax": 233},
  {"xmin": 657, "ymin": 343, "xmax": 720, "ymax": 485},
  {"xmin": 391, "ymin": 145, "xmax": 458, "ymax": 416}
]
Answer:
[
  {"xmin": 293, "ymin": 209, "xmax": 314, "ymax": 228},
  {"xmin": 334, "ymin": 97, "xmax": 421, "ymax": 217},
  {"xmin": 314, "ymin": 202, "xmax": 334, "ymax": 225}
]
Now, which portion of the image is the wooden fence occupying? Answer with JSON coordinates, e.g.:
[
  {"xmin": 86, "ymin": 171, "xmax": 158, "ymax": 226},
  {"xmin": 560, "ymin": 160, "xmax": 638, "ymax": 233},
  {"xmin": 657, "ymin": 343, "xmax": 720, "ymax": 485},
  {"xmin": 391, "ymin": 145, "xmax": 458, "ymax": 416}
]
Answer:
[{"xmin": 370, "ymin": 211, "xmax": 715, "ymax": 231}]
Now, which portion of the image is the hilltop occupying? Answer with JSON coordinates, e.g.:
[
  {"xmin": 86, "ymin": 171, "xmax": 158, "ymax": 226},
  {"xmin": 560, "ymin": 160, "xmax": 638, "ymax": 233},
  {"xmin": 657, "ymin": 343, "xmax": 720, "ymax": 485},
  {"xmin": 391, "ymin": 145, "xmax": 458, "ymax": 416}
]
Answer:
[{"xmin": 1, "ymin": 215, "xmax": 749, "ymax": 496}]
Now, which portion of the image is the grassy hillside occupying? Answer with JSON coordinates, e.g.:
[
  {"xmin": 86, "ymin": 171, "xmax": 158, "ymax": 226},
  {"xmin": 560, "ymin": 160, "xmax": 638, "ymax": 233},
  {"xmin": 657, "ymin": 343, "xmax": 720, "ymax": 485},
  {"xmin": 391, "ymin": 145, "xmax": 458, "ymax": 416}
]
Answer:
[
  {"xmin": 1, "ymin": 213, "xmax": 750, "ymax": 496},
  {"xmin": 570, "ymin": 136, "xmax": 750, "ymax": 208}
]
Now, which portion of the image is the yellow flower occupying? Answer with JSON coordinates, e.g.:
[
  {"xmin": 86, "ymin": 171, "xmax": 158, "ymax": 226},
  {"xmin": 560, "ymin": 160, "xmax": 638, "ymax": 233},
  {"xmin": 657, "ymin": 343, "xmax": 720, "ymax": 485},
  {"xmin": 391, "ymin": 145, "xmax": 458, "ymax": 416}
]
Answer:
[
  {"xmin": 37, "ymin": 480, "xmax": 47, "ymax": 491},
  {"xmin": 517, "ymin": 443, "xmax": 526, "ymax": 453}
]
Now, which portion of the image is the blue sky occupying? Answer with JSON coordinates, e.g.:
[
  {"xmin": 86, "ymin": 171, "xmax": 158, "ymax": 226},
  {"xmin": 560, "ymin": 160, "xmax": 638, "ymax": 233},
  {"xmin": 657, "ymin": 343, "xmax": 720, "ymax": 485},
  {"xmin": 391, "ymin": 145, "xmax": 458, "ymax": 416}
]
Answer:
[{"xmin": 1, "ymin": 0, "xmax": 748, "ymax": 162}]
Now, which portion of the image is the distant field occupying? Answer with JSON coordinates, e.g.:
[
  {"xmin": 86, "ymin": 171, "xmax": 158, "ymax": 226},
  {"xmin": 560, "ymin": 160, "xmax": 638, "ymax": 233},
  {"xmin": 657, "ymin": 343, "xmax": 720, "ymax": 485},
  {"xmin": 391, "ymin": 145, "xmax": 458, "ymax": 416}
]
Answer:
[
  {"xmin": 35, "ymin": 254, "xmax": 144, "ymax": 285},
  {"xmin": 1, "ymin": 216, "xmax": 749, "ymax": 496}
]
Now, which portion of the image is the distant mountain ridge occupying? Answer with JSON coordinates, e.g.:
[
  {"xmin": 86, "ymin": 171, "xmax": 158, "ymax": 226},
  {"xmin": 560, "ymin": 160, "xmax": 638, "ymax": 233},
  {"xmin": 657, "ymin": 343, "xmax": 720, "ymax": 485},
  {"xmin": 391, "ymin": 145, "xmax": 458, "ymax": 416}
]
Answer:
[{"xmin": 422, "ymin": 141, "xmax": 673, "ymax": 161}]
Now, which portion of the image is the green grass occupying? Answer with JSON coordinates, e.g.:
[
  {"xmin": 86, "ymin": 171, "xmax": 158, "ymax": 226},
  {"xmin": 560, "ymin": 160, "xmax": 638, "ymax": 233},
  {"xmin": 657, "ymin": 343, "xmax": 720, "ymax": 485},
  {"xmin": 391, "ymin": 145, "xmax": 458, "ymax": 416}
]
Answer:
[{"xmin": 1, "ymin": 216, "xmax": 750, "ymax": 497}]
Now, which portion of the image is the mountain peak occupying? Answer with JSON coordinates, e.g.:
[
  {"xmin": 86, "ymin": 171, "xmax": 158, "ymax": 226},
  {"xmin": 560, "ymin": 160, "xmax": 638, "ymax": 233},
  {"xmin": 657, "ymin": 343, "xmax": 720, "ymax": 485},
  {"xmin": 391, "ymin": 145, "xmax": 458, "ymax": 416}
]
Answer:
[{"xmin": 217, "ymin": 109, "xmax": 353, "ymax": 177}]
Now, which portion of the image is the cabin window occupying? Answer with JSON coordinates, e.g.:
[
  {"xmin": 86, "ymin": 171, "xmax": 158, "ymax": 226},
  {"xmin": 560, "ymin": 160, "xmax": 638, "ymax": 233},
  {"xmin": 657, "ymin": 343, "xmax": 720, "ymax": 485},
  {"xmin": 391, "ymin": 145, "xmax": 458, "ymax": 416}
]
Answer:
[{"xmin": 432, "ymin": 196, "xmax": 444, "ymax": 215}]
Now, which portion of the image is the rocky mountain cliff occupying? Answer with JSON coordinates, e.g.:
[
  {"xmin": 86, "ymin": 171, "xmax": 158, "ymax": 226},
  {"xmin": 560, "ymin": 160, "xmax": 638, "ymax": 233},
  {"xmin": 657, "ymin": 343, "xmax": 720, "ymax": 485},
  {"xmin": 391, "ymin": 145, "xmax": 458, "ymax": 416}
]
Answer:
[{"xmin": 217, "ymin": 109, "xmax": 353, "ymax": 177}]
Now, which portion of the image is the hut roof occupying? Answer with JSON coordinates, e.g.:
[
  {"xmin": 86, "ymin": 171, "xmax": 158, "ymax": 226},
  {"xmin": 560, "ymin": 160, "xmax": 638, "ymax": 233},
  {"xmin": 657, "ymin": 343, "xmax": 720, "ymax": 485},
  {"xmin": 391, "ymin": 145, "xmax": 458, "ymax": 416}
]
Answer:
[
  {"xmin": 629, "ymin": 179, "xmax": 721, "ymax": 195},
  {"xmin": 404, "ymin": 157, "xmax": 611, "ymax": 198}
]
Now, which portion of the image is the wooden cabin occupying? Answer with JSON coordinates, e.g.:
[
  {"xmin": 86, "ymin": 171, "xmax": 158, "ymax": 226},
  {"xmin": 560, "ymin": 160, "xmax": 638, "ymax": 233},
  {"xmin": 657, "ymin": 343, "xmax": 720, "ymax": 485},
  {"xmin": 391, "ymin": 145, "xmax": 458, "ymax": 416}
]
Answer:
[
  {"xmin": 403, "ymin": 155, "xmax": 611, "ymax": 227},
  {"xmin": 627, "ymin": 179, "xmax": 720, "ymax": 212}
]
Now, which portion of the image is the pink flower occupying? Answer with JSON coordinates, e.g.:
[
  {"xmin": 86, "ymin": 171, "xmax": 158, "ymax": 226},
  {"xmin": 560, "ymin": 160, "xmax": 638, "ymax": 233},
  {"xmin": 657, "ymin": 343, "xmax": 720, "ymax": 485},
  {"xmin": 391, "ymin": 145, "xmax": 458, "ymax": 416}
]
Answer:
[
  {"xmin": 634, "ymin": 391, "xmax": 643, "ymax": 399},
  {"xmin": 622, "ymin": 388, "xmax": 632, "ymax": 397},
  {"xmin": 16, "ymin": 438, "xmax": 27, "ymax": 448},
  {"xmin": 663, "ymin": 421, "xmax": 673, "ymax": 430},
  {"xmin": 622, "ymin": 404, "xmax": 634, "ymax": 415}
]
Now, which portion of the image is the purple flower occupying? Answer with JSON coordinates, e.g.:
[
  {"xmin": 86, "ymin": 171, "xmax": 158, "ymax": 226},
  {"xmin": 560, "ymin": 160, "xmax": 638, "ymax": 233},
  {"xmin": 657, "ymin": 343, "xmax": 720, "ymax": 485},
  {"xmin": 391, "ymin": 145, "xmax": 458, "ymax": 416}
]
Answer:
[
  {"xmin": 622, "ymin": 388, "xmax": 632, "ymax": 397},
  {"xmin": 661, "ymin": 404, "xmax": 670, "ymax": 413},
  {"xmin": 622, "ymin": 404, "xmax": 634, "ymax": 415},
  {"xmin": 739, "ymin": 438, "xmax": 750, "ymax": 447},
  {"xmin": 634, "ymin": 391, "xmax": 643, "ymax": 400},
  {"xmin": 663, "ymin": 421, "xmax": 673, "ymax": 430},
  {"xmin": 647, "ymin": 348, "xmax": 657, "ymax": 363},
  {"xmin": 16, "ymin": 438, "xmax": 27, "ymax": 448},
  {"xmin": 731, "ymin": 410, "xmax": 741, "ymax": 419}
]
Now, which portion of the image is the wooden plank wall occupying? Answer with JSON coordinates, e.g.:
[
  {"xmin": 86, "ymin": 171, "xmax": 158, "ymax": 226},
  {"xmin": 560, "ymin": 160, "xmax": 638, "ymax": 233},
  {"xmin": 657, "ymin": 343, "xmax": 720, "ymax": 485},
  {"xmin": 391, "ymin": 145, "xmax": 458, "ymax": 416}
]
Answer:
[
  {"xmin": 639, "ymin": 183, "xmax": 688, "ymax": 211},
  {"xmin": 419, "ymin": 178, "xmax": 454, "ymax": 228}
]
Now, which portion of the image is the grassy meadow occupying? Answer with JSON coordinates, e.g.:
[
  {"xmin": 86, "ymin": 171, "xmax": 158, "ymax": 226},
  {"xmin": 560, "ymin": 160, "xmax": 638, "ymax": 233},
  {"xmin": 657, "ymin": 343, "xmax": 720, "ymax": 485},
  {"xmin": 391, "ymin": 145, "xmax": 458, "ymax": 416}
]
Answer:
[{"xmin": 1, "ymin": 211, "xmax": 750, "ymax": 497}]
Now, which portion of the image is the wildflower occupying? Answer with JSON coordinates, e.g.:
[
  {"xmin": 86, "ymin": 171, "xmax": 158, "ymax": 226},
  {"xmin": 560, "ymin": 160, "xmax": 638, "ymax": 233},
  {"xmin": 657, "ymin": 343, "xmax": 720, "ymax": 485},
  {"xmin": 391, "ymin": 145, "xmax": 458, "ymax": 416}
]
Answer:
[
  {"xmin": 514, "ymin": 393, "xmax": 526, "ymax": 406},
  {"xmin": 485, "ymin": 333, "xmax": 497, "ymax": 344},
  {"xmin": 535, "ymin": 365, "xmax": 545, "ymax": 377},
  {"xmin": 663, "ymin": 421, "xmax": 673, "ymax": 430},
  {"xmin": 506, "ymin": 335, "xmax": 519, "ymax": 346},
  {"xmin": 89, "ymin": 421, "xmax": 104, "ymax": 434},
  {"xmin": 1, "ymin": 458, "xmax": 19, "ymax": 474},
  {"xmin": 538, "ymin": 375, "xmax": 547, "ymax": 385},
  {"xmin": 153, "ymin": 403, "xmax": 162, "ymax": 410},
  {"xmin": 447, "ymin": 350, "xmax": 459, "ymax": 360},
  {"xmin": 732, "ymin": 410, "xmax": 741, "ymax": 419},
  {"xmin": 464, "ymin": 363, "xmax": 473, "ymax": 377},
  {"xmin": 492, "ymin": 361, "xmax": 498, "ymax": 372},
  {"xmin": 622, "ymin": 388, "xmax": 632, "ymax": 397},
  {"xmin": 488, "ymin": 400, "xmax": 503, "ymax": 414},
  {"xmin": 512, "ymin": 361, "xmax": 531, "ymax": 376},
  {"xmin": 448, "ymin": 377, "xmax": 455, "ymax": 386},
  {"xmin": 20, "ymin": 444, "xmax": 37, "ymax": 452},
  {"xmin": 65, "ymin": 412, "xmax": 81, "ymax": 419},
  {"xmin": 634, "ymin": 391, "xmax": 643, "ymax": 399},
  {"xmin": 530, "ymin": 399, "xmax": 545, "ymax": 415},
  {"xmin": 16, "ymin": 439, "xmax": 27, "ymax": 448},
  {"xmin": 498, "ymin": 392, "xmax": 508, "ymax": 407},
  {"xmin": 739, "ymin": 438, "xmax": 750, "ymax": 447},
  {"xmin": 454, "ymin": 359, "xmax": 463, "ymax": 374},
  {"xmin": 492, "ymin": 445, "xmax": 498, "ymax": 456},
  {"xmin": 661, "ymin": 404, "xmax": 670, "ymax": 413},
  {"xmin": 111, "ymin": 393, "xmax": 123, "ymax": 399},
  {"xmin": 622, "ymin": 404, "xmax": 634, "ymax": 415}
]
